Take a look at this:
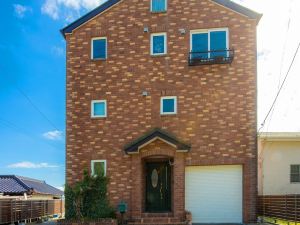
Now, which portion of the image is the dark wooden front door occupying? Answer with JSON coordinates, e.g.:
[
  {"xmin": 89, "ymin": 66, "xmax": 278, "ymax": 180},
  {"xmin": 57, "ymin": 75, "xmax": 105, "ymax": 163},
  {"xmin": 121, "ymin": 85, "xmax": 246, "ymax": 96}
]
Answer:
[{"xmin": 146, "ymin": 161, "xmax": 171, "ymax": 212}]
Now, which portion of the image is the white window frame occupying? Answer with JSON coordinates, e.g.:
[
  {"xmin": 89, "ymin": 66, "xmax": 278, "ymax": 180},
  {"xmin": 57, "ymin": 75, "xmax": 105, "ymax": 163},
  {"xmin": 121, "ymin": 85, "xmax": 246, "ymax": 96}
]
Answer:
[
  {"xmin": 160, "ymin": 96, "xmax": 177, "ymax": 115},
  {"xmin": 190, "ymin": 28, "xmax": 229, "ymax": 58},
  {"xmin": 91, "ymin": 100, "xmax": 107, "ymax": 118},
  {"xmin": 150, "ymin": 33, "xmax": 167, "ymax": 56},
  {"xmin": 91, "ymin": 160, "xmax": 107, "ymax": 176},
  {"xmin": 91, "ymin": 37, "xmax": 107, "ymax": 60},
  {"xmin": 150, "ymin": 0, "xmax": 167, "ymax": 12}
]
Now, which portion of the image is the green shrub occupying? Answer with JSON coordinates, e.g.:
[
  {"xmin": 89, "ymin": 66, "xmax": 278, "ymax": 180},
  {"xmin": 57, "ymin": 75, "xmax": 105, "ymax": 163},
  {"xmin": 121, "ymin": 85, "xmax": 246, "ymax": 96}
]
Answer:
[{"xmin": 65, "ymin": 170, "xmax": 116, "ymax": 220}]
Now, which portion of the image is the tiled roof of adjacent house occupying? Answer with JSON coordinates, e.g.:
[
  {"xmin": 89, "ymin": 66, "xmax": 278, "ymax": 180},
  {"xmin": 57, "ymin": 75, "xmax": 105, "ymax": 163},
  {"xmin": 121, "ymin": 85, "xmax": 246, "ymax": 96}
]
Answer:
[
  {"xmin": 0, "ymin": 175, "xmax": 63, "ymax": 196},
  {"xmin": 61, "ymin": 0, "xmax": 262, "ymax": 37},
  {"xmin": 0, "ymin": 175, "xmax": 30, "ymax": 194}
]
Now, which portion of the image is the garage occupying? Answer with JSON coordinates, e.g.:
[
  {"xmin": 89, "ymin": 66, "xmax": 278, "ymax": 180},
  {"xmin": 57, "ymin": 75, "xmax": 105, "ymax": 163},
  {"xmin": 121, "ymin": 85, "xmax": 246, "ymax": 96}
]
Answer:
[{"xmin": 185, "ymin": 165, "xmax": 243, "ymax": 223}]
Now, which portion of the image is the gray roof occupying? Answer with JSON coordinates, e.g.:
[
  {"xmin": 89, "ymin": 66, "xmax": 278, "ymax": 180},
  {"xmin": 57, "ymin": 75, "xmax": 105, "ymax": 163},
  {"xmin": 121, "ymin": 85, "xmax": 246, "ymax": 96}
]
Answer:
[
  {"xmin": 212, "ymin": 0, "xmax": 262, "ymax": 20},
  {"xmin": 61, "ymin": 0, "xmax": 262, "ymax": 37},
  {"xmin": 0, "ymin": 176, "xmax": 29, "ymax": 194},
  {"xmin": 0, "ymin": 175, "xmax": 63, "ymax": 196}
]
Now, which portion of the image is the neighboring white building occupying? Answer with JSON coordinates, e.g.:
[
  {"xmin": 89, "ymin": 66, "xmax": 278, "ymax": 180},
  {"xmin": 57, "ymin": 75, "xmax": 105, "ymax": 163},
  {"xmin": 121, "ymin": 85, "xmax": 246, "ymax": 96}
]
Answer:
[{"xmin": 258, "ymin": 132, "xmax": 300, "ymax": 195}]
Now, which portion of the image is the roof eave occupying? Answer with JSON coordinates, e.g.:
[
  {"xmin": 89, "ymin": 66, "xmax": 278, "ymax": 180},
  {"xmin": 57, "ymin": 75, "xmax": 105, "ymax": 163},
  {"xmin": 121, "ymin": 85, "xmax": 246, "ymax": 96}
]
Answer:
[
  {"xmin": 60, "ymin": 0, "xmax": 121, "ymax": 39},
  {"xmin": 255, "ymin": 13, "xmax": 263, "ymax": 25},
  {"xmin": 32, "ymin": 191, "xmax": 63, "ymax": 196},
  {"xmin": 211, "ymin": 0, "xmax": 262, "ymax": 24},
  {"xmin": 259, "ymin": 132, "xmax": 300, "ymax": 142},
  {"xmin": 61, "ymin": 0, "xmax": 262, "ymax": 39}
]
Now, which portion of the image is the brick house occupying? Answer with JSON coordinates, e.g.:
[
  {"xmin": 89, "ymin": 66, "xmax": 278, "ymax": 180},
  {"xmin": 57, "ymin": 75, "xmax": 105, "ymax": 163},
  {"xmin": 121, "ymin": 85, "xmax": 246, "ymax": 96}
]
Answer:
[{"xmin": 61, "ymin": 0, "xmax": 261, "ymax": 224}]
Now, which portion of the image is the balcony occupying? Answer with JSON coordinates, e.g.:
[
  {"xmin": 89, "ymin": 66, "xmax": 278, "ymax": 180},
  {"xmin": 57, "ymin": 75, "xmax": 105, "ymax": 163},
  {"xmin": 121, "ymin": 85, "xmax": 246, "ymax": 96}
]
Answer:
[{"xmin": 188, "ymin": 49, "xmax": 234, "ymax": 66}]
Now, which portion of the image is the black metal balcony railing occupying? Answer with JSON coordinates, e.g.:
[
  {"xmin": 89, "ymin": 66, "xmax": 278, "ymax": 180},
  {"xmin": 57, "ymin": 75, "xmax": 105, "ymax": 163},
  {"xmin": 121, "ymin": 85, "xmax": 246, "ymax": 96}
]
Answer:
[{"xmin": 188, "ymin": 49, "xmax": 234, "ymax": 66}]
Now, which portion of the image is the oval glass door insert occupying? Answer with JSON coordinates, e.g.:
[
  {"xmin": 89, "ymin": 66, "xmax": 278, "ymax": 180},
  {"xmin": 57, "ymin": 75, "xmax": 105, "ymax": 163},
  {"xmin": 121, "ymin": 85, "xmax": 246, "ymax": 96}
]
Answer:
[{"xmin": 151, "ymin": 169, "xmax": 158, "ymax": 188}]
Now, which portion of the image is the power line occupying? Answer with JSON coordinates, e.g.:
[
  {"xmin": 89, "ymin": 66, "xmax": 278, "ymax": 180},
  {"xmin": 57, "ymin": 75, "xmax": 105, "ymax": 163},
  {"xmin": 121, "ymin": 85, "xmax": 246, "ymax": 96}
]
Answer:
[
  {"xmin": 277, "ymin": 0, "xmax": 292, "ymax": 89},
  {"xmin": 2, "ymin": 73, "xmax": 62, "ymax": 133},
  {"xmin": 0, "ymin": 118, "xmax": 64, "ymax": 150},
  {"xmin": 2, "ymin": 73, "xmax": 64, "ymax": 136},
  {"xmin": 258, "ymin": 41, "xmax": 300, "ymax": 134},
  {"xmin": 262, "ymin": 1, "xmax": 292, "ymax": 134},
  {"xmin": 16, "ymin": 87, "xmax": 62, "ymax": 132}
]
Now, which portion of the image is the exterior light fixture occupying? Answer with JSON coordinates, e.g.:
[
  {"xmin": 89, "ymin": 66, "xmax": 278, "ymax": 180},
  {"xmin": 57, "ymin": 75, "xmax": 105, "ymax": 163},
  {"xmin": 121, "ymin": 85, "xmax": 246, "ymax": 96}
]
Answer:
[
  {"xmin": 144, "ymin": 27, "xmax": 149, "ymax": 33},
  {"xmin": 179, "ymin": 28, "xmax": 186, "ymax": 35}
]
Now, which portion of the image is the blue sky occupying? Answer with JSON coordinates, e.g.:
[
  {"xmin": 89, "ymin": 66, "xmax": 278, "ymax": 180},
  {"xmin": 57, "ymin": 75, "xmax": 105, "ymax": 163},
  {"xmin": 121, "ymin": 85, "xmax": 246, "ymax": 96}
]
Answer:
[
  {"xmin": 0, "ymin": 0, "xmax": 104, "ymax": 189},
  {"xmin": 0, "ymin": 0, "xmax": 102, "ymax": 187},
  {"xmin": 0, "ymin": 0, "xmax": 66, "ymax": 188},
  {"xmin": 0, "ymin": 0, "xmax": 300, "ymax": 189}
]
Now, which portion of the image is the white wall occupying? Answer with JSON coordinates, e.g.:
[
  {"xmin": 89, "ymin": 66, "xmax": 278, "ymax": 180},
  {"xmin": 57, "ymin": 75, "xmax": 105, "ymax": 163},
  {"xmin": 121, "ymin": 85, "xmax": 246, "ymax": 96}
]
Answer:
[{"xmin": 258, "ymin": 140, "xmax": 300, "ymax": 195}]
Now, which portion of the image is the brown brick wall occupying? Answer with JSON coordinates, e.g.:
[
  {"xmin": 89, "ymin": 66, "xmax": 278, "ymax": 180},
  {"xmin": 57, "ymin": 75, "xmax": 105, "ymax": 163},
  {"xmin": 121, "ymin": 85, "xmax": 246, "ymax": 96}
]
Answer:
[{"xmin": 65, "ymin": 0, "xmax": 258, "ymax": 222}]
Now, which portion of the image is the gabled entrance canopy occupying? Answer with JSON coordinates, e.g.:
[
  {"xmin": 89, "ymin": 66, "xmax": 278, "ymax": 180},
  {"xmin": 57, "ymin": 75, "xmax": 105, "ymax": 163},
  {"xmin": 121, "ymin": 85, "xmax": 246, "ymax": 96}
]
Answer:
[{"xmin": 124, "ymin": 128, "xmax": 191, "ymax": 154}]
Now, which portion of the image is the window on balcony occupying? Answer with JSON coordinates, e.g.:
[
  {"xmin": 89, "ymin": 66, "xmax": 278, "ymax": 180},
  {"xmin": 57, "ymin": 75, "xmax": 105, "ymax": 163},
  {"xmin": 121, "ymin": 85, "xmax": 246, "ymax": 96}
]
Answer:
[{"xmin": 189, "ymin": 29, "xmax": 234, "ymax": 66}]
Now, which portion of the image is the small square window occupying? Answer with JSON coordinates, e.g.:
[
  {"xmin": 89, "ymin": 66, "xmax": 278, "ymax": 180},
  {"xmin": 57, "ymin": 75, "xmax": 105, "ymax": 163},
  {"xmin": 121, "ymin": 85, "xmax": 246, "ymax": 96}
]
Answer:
[
  {"xmin": 290, "ymin": 165, "xmax": 300, "ymax": 183},
  {"xmin": 151, "ymin": 0, "xmax": 167, "ymax": 12},
  {"xmin": 91, "ymin": 100, "xmax": 107, "ymax": 118},
  {"xmin": 161, "ymin": 96, "xmax": 177, "ymax": 115},
  {"xmin": 91, "ymin": 37, "xmax": 107, "ymax": 60},
  {"xmin": 151, "ymin": 33, "xmax": 167, "ymax": 55},
  {"xmin": 91, "ymin": 160, "xmax": 106, "ymax": 177}
]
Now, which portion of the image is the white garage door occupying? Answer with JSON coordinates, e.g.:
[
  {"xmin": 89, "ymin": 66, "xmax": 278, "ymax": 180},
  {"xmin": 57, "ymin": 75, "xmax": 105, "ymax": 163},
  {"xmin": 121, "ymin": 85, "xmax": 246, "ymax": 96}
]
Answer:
[{"xmin": 185, "ymin": 165, "xmax": 243, "ymax": 223}]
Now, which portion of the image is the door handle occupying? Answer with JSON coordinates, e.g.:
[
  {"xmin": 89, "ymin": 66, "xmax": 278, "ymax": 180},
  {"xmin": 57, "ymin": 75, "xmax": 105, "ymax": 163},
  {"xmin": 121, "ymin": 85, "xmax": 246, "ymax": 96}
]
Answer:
[{"xmin": 166, "ymin": 166, "xmax": 168, "ymax": 190}]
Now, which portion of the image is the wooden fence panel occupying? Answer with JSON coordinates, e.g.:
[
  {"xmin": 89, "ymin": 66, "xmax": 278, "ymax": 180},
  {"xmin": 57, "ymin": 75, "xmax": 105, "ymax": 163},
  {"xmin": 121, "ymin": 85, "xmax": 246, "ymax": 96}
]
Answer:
[
  {"xmin": 258, "ymin": 195, "xmax": 300, "ymax": 222},
  {"xmin": 0, "ymin": 199, "xmax": 65, "ymax": 224}
]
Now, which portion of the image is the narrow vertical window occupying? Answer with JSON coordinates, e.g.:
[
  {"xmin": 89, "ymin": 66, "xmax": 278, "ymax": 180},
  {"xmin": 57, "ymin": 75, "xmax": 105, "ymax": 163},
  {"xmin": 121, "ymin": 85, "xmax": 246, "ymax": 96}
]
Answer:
[
  {"xmin": 91, "ymin": 160, "xmax": 106, "ymax": 176},
  {"xmin": 191, "ymin": 32, "xmax": 208, "ymax": 59},
  {"xmin": 91, "ymin": 100, "xmax": 107, "ymax": 118},
  {"xmin": 91, "ymin": 37, "xmax": 107, "ymax": 59},
  {"xmin": 210, "ymin": 31, "xmax": 227, "ymax": 58},
  {"xmin": 151, "ymin": 33, "xmax": 167, "ymax": 55},
  {"xmin": 161, "ymin": 96, "xmax": 177, "ymax": 115},
  {"xmin": 151, "ymin": 0, "xmax": 167, "ymax": 12}
]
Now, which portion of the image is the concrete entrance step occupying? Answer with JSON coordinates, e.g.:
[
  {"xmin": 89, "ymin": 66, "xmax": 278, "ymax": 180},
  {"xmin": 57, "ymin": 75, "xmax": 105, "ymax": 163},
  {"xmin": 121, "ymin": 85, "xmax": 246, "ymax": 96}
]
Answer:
[
  {"xmin": 141, "ymin": 213, "xmax": 173, "ymax": 217},
  {"xmin": 127, "ymin": 222, "xmax": 187, "ymax": 225},
  {"xmin": 127, "ymin": 216, "xmax": 187, "ymax": 225}
]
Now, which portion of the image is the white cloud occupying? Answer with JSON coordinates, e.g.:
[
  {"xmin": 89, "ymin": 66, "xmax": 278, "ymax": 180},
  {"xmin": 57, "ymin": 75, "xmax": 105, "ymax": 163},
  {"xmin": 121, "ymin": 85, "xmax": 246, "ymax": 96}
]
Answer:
[
  {"xmin": 80, "ymin": 0, "xmax": 104, "ymax": 9},
  {"xmin": 7, "ymin": 161, "xmax": 59, "ymax": 169},
  {"xmin": 56, "ymin": 186, "xmax": 65, "ymax": 191},
  {"xmin": 43, "ymin": 130, "xmax": 63, "ymax": 140},
  {"xmin": 51, "ymin": 46, "xmax": 64, "ymax": 56},
  {"xmin": 234, "ymin": 0, "xmax": 300, "ymax": 131},
  {"xmin": 41, "ymin": 0, "xmax": 104, "ymax": 20},
  {"xmin": 58, "ymin": 0, "xmax": 81, "ymax": 10},
  {"xmin": 257, "ymin": 48, "xmax": 271, "ymax": 62},
  {"xmin": 41, "ymin": 0, "xmax": 59, "ymax": 20},
  {"xmin": 13, "ymin": 4, "xmax": 32, "ymax": 18}
]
